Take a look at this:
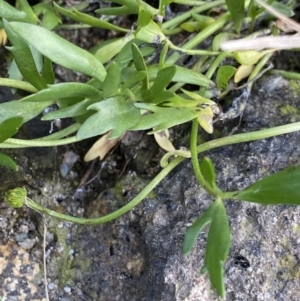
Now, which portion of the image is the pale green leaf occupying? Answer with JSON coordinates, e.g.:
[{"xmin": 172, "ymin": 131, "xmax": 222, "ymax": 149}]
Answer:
[
  {"xmin": 132, "ymin": 103, "xmax": 199, "ymax": 132},
  {"xmin": 182, "ymin": 202, "xmax": 215, "ymax": 255},
  {"xmin": 20, "ymin": 83, "xmax": 102, "ymax": 102},
  {"xmin": 7, "ymin": 22, "xmax": 107, "ymax": 82},
  {"xmin": 0, "ymin": 100, "xmax": 52, "ymax": 123},
  {"xmin": 205, "ymin": 198, "xmax": 230, "ymax": 298},
  {"xmin": 234, "ymin": 166, "xmax": 300, "ymax": 205},
  {"xmin": 77, "ymin": 96, "xmax": 140, "ymax": 139}
]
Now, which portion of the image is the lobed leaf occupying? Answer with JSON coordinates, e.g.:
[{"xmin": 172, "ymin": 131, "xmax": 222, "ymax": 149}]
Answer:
[
  {"xmin": 132, "ymin": 103, "xmax": 199, "ymax": 132},
  {"xmin": 77, "ymin": 96, "xmax": 140, "ymax": 139},
  {"xmin": 143, "ymin": 66, "xmax": 176, "ymax": 104}
]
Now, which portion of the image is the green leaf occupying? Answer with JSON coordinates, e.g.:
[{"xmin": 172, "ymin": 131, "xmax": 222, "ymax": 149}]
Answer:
[
  {"xmin": 4, "ymin": 20, "xmax": 48, "ymax": 90},
  {"xmin": 216, "ymin": 65, "xmax": 236, "ymax": 90},
  {"xmin": 0, "ymin": 100, "xmax": 52, "ymax": 124},
  {"xmin": 114, "ymin": 39, "xmax": 155, "ymax": 69},
  {"xmin": 205, "ymin": 198, "xmax": 230, "ymax": 298},
  {"xmin": 0, "ymin": 0, "xmax": 38, "ymax": 23},
  {"xmin": 7, "ymin": 22, "xmax": 107, "ymax": 82},
  {"xmin": 102, "ymin": 62, "xmax": 121, "ymax": 98},
  {"xmin": 233, "ymin": 49, "xmax": 275, "ymax": 66},
  {"xmin": 143, "ymin": 66, "xmax": 176, "ymax": 104},
  {"xmin": 225, "ymin": 0, "xmax": 245, "ymax": 34},
  {"xmin": 234, "ymin": 166, "xmax": 300, "ymax": 205},
  {"xmin": 122, "ymin": 71, "xmax": 147, "ymax": 90},
  {"xmin": 182, "ymin": 202, "xmax": 215, "ymax": 255},
  {"xmin": 95, "ymin": 0, "xmax": 157, "ymax": 16},
  {"xmin": 0, "ymin": 153, "xmax": 18, "ymax": 171},
  {"xmin": 77, "ymin": 96, "xmax": 140, "ymax": 139},
  {"xmin": 90, "ymin": 37, "xmax": 134, "ymax": 64},
  {"xmin": 33, "ymin": 3, "xmax": 61, "ymax": 30},
  {"xmin": 0, "ymin": 116, "xmax": 23, "ymax": 142},
  {"xmin": 20, "ymin": 83, "xmax": 102, "ymax": 102},
  {"xmin": 272, "ymin": 1, "xmax": 294, "ymax": 17},
  {"xmin": 54, "ymin": 3, "xmax": 128, "ymax": 33},
  {"xmin": 42, "ymin": 97, "xmax": 98, "ymax": 120},
  {"xmin": 212, "ymin": 32, "xmax": 238, "ymax": 51},
  {"xmin": 132, "ymin": 43, "xmax": 149, "ymax": 89},
  {"xmin": 135, "ymin": 9, "xmax": 166, "ymax": 44},
  {"xmin": 200, "ymin": 157, "xmax": 216, "ymax": 189},
  {"xmin": 148, "ymin": 65, "xmax": 214, "ymax": 88},
  {"xmin": 132, "ymin": 103, "xmax": 199, "ymax": 132},
  {"xmin": 42, "ymin": 57, "xmax": 55, "ymax": 84}
]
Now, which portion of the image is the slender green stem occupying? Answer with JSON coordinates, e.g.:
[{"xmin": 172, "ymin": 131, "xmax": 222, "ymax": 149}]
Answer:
[
  {"xmin": 269, "ymin": 69, "xmax": 300, "ymax": 80},
  {"xmin": 1, "ymin": 136, "xmax": 81, "ymax": 148},
  {"xmin": 32, "ymin": 123, "xmax": 81, "ymax": 141},
  {"xmin": 0, "ymin": 78, "xmax": 37, "ymax": 93},
  {"xmin": 25, "ymin": 156, "xmax": 185, "ymax": 225},
  {"xmin": 162, "ymin": 0, "xmax": 225, "ymax": 30},
  {"xmin": 197, "ymin": 121, "xmax": 300, "ymax": 153},
  {"xmin": 165, "ymin": 12, "xmax": 231, "ymax": 65},
  {"xmin": 168, "ymin": 41, "xmax": 220, "ymax": 56},
  {"xmin": 190, "ymin": 119, "xmax": 216, "ymax": 195}
]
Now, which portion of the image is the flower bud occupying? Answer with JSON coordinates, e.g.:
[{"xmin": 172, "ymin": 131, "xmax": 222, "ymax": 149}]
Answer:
[{"xmin": 5, "ymin": 187, "xmax": 27, "ymax": 208}]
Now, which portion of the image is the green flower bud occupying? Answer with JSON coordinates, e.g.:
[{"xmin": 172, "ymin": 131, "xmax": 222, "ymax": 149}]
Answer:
[{"xmin": 5, "ymin": 187, "xmax": 27, "ymax": 208}]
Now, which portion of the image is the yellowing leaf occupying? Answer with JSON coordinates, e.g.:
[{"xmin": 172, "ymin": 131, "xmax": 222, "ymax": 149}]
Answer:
[
  {"xmin": 154, "ymin": 129, "xmax": 175, "ymax": 152},
  {"xmin": 0, "ymin": 28, "xmax": 7, "ymax": 46},
  {"xmin": 233, "ymin": 49, "xmax": 275, "ymax": 66},
  {"xmin": 197, "ymin": 106, "xmax": 214, "ymax": 134},
  {"xmin": 234, "ymin": 65, "xmax": 254, "ymax": 83}
]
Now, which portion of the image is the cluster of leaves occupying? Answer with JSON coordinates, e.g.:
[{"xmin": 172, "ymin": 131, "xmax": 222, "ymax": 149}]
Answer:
[{"xmin": 1, "ymin": 0, "xmax": 300, "ymax": 299}]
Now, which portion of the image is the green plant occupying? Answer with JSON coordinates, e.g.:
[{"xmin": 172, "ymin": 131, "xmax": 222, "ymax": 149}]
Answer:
[{"xmin": 2, "ymin": 0, "xmax": 300, "ymax": 298}]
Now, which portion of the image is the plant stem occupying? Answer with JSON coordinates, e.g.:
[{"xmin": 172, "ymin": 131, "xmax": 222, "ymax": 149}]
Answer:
[
  {"xmin": 24, "ymin": 156, "xmax": 185, "ymax": 225},
  {"xmin": 162, "ymin": 0, "xmax": 225, "ymax": 30},
  {"xmin": 197, "ymin": 121, "xmax": 300, "ymax": 153},
  {"xmin": 165, "ymin": 12, "xmax": 231, "ymax": 65},
  {"xmin": 0, "ymin": 136, "xmax": 81, "ymax": 148},
  {"xmin": 269, "ymin": 69, "xmax": 300, "ymax": 80},
  {"xmin": 190, "ymin": 119, "xmax": 216, "ymax": 195},
  {"xmin": 32, "ymin": 123, "xmax": 81, "ymax": 141}
]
